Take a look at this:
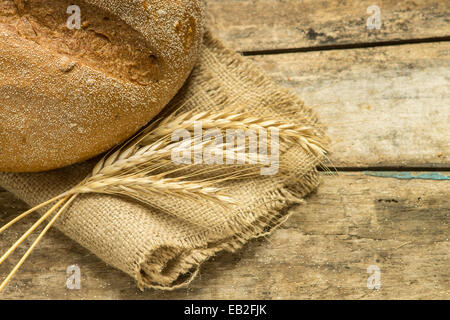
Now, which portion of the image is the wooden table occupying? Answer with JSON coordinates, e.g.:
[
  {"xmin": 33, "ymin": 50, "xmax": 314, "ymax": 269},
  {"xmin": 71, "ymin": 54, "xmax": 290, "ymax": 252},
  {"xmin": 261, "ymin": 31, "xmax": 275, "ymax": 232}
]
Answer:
[{"xmin": 0, "ymin": 0, "xmax": 448, "ymax": 299}]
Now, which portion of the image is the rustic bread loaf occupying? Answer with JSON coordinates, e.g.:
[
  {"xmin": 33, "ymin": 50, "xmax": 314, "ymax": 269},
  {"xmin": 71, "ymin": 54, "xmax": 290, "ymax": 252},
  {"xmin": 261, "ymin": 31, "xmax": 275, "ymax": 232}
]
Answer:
[{"xmin": 0, "ymin": 0, "xmax": 204, "ymax": 172}]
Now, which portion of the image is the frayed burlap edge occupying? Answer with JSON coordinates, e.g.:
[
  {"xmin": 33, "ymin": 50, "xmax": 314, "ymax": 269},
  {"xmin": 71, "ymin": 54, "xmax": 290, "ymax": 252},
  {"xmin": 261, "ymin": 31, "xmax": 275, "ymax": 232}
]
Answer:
[
  {"xmin": 134, "ymin": 32, "xmax": 326, "ymax": 290},
  {"xmin": 136, "ymin": 170, "xmax": 321, "ymax": 290},
  {"xmin": 0, "ymin": 31, "xmax": 327, "ymax": 291}
]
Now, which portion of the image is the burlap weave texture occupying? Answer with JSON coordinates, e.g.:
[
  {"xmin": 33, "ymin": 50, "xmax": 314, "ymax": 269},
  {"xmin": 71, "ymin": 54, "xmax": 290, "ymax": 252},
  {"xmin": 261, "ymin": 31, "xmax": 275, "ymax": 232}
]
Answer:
[{"xmin": 0, "ymin": 32, "xmax": 326, "ymax": 290}]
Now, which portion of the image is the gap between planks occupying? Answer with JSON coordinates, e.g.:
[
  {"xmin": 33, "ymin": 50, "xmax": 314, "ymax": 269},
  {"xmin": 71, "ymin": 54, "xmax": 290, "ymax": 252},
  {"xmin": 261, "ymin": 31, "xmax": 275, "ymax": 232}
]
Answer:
[
  {"xmin": 320, "ymin": 167, "xmax": 450, "ymax": 172},
  {"xmin": 242, "ymin": 36, "xmax": 450, "ymax": 56}
]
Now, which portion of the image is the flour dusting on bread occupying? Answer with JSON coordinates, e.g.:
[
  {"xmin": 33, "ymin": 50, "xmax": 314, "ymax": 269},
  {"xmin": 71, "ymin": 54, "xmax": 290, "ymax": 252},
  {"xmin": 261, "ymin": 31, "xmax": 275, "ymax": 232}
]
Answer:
[{"xmin": 0, "ymin": 0, "xmax": 205, "ymax": 172}]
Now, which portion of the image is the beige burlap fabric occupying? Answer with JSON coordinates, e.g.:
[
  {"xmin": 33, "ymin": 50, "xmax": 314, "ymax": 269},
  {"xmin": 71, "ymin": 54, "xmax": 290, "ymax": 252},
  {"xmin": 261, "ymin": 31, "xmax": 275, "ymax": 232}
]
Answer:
[{"xmin": 0, "ymin": 32, "xmax": 326, "ymax": 290}]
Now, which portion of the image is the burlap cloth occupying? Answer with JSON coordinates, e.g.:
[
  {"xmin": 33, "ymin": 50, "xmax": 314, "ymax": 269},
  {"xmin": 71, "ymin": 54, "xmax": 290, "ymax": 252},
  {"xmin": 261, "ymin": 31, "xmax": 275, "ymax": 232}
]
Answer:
[{"xmin": 0, "ymin": 32, "xmax": 326, "ymax": 290}]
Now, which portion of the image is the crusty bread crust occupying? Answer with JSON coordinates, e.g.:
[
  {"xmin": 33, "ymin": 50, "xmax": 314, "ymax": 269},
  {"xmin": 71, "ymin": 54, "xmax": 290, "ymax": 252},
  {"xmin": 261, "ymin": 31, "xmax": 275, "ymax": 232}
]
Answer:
[{"xmin": 0, "ymin": 0, "xmax": 204, "ymax": 172}]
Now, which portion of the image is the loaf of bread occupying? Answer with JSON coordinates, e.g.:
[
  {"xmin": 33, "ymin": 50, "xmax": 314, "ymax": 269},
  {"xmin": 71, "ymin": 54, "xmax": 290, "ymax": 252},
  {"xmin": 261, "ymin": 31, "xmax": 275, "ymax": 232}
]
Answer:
[{"xmin": 0, "ymin": 0, "xmax": 204, "ymax": 172}]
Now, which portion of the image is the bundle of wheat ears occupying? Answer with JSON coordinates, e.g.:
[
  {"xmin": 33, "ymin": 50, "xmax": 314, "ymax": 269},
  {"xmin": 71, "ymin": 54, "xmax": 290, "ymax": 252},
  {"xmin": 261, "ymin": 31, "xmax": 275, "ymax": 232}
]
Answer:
[{"xmin": 0, "ymin": 104, "xmax": 329, "ymax": 291}]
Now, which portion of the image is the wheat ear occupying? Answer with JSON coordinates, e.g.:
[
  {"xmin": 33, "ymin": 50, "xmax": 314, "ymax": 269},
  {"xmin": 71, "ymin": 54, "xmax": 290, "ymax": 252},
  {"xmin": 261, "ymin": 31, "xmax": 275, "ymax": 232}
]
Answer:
[
  {"xmin": 0, "ymin": 106, "xmax": 328, "ymax": 291},
  {"xmin": 75, "ymin": 176, "xmax": 236, "ymax": 205},
  {"xmin": 142, "ymin": 109, "xmax": 328, "ymax": 158}
]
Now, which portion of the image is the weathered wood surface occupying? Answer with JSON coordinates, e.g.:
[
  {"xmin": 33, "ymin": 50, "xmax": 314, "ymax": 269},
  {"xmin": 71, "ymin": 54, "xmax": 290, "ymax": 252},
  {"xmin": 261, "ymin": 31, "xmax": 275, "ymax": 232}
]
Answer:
[
  {"xmin": 0, "ymin": 0, "xmax": 449, "ymax": 300},
  {"xmin": 206, "ymin": 0, "xmax": 450, "ymax": 52},
  {"xmin": 249, "ymin": 42, "xmax": 450, "ymax": 167},
  {"xmin": 0, "ymin": 173, "xmax": 448, "ymax": 299}
]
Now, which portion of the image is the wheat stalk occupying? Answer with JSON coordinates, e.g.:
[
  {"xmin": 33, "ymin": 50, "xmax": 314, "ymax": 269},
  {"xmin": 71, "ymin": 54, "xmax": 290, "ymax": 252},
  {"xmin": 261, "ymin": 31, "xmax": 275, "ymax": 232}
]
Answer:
[
  {"xmin": 0, "ymin": 106, "xmax": 328, "ymax": 291},
  {"xmin": 0, "ymin": 194, "xmax": 77, "ymax": 291}
]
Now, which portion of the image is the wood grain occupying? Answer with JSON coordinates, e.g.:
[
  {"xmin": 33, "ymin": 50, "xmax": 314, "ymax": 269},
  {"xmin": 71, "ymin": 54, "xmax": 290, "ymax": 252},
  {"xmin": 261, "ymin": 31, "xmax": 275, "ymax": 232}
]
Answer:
[
  {"xmin": 0, "ymin": 0, "xmax": 449, "ymax": 301},
  {"xmin": 206, "ymin": 0, "xmax": 450, "ymax": 52},
  {"xmin": 0, "ymin": 173, "xmax": 448, "ymax": 299},
  {"xmin": 249, "ymin": 42, "xmax": 450, "ymax": 167}
]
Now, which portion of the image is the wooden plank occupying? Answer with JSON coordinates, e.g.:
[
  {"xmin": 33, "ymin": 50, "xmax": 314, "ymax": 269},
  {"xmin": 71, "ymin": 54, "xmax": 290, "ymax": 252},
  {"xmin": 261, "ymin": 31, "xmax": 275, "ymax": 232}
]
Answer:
[
  {"xmin": 248, "ymin": 42, "xmax": 450, "ymax": 167},
  {"xmin": 206, "ymin": 0, "xmax": 450, "ymax": 52},
  {"xmin": 0, "ymin": 172, "xmax": 448, "ymax": 299}
]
